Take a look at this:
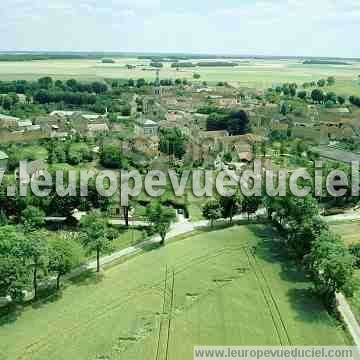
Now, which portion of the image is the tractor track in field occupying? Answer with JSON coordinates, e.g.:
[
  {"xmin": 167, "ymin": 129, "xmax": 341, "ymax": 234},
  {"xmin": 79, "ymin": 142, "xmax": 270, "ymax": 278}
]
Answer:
[
  {"xmin": 243, "ymin": 247, "xmax": 291, "ymax": 346},
  {"xmin": 18, "ymin": 245, "xmax": 284, "ymax": 359},
  {"xmin": 17, "ymin": 247, "xmax": 235, "ymax": 360}
]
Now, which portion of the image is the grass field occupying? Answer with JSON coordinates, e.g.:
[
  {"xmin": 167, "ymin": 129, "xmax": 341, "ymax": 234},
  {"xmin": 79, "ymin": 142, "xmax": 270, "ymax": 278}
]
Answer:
[
  {"xmin": 0, "ymin": 58, "xmax": 360, "ymax": 95},
  {"xmin": 0, "ymin": 225, "xmax": 348, "ymax": 360},
  {"xmin": 330, "ymin": 221, "xmax": 360, "ymax": 246}
]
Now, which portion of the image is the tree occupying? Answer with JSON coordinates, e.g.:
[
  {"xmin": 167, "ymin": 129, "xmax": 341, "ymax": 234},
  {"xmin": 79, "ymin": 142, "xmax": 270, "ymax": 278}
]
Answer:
[
  {"xmin": 337, "ymin": 96, "xmax": 346, "ymax": 105},
  {"xmin": 311, "ymin": 89, "xmax": 324, "ymax": 103},
  {"xmin": 325, "ymin": 92, "xmax": 337, "ymax": 104},
  {"xmin": 349, "ymin": 96, "xmax": 360, "ymax": 107},
  {"xmin": 241, "ymin": 196, "xmax": 261, "ymax": 220},
  {"xmin": 136, "ymin": 78, "xmax": 146, "ymax": 88},
  {"xmin": 146, "ymin": 203, "xmax": 176, "ymax": 246},
  {"xmin": 223, "ymin": 152, "xmax": 232, "ymax": 163},
  {"xmin": 49, "ymin": 234, "xmax": 83, "ymax": 290},
  {"xmin": 350, "ymin": 244, "xmax": 360, "ymax": 268},
  {"xmin": 327, "ymin": 76, "xmax": 335, "ymax": 86},
  {"xmin": 81, "ymin": 212, "xmax": 112, "ymax": 272},
  {"xmin": 219, "ymin": 194, "xmax": 240, "ymax": 224},
  {"xmin": 310, "ymin": 231, "xmax": 354, "ymax": 303},
  {"xmin": 25, "ymin": 231, "xmax": 49, "ymax": 299},
  {"xmin": 159, "ymin": 128, "xmax": 187, "ymax": 159},
  {"xmin": 38, "ymin": 76, "xmax": 53, "ymax": 90},
  {"xmin": 0, "ymin": 256, "xmax": 28, "ymax": 301},
  {"xmin": 297, "ymin": 90, "xmax": 307, "ymax": 100},
  {"xmin": 202, "ymin": 200, "xmax": 222, "ymax": 228},
  {"xmin": 21, "ymin": 206, "xmax": 45, "ymax": 231},
  {"xmin": 0, "ymin": 226, "xmax": 28, "ymax": 301},
  {"xmin": 317, "ymin": 79, "xmax": 326, "ymax": 87},
  {"xmin": 193, "ymin": 73, "xmax": 201, "ymax": 79},
  {"xmin": 280, "ymin": 102, "xmax": 290, "ymax": 115},
  {"xmin": 100, "ymin": 144, "xmax": 123, "ymax": 169},
  {"xmin": 227, "ymin": 110, "xmax": 251, "ymax": 135}
]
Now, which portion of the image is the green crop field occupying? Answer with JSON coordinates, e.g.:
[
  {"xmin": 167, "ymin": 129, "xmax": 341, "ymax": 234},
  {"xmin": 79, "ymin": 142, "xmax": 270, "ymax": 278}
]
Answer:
[
  {"xmin": 0, "ymin": 225, "xmax": 348, "ymax": 360},
  {"xmin": 0, "ymin": 58, "xmax": 360, "ymax": 95}
]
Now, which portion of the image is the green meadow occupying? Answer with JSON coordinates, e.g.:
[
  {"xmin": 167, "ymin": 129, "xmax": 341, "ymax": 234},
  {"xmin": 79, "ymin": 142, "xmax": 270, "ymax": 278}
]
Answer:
[{"xmin": 0, "ymin": 225, "xmax": 348, "ymax": 360}]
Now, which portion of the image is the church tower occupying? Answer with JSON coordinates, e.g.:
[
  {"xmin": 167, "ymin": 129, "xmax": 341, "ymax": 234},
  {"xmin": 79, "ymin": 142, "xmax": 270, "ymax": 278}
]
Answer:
[{"xmin": 154, "ymin": 69, "xmax": 162, "ymax": 97}]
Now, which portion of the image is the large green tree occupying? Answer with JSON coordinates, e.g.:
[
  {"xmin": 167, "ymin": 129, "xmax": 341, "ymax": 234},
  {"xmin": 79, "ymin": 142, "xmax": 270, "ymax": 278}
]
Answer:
[
  {"xmin": 0, "ymin": 226, "xmax": 28, "ymax": 301},
  {"xmin": 202, "ymin": 199, "xmax": 222, "ymax": 228},
  {"xmin": 81, "ymin": 212, "xmax": 112, "ymax": 272},
  {"xmin": 310, "ymin": 231, "xmax": 354, "ymax": 304},
  {"xmin": 49, "ymin": 234, "xmax": 83, "ymax": 290},
  {"xmin": 219, "ymin": 193, "xmax": 240, "ymax": 224},
  {"xmin": 25, "ymin": 231, "xmax": 49, "ymax": 300},
  {"xmin": 146, "ymin": 203, "xmax": 176, "ymax": 246}
]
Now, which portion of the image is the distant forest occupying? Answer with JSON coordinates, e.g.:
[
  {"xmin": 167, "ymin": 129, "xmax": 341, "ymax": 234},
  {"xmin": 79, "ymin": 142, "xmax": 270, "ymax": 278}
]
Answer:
[
  {"xmin": 0, "ymin": 52, "xmax": 358, "ymax": 62},
  {"xmin": 303, "ymin": 60, "xmax": 350, "ymax": 65}
]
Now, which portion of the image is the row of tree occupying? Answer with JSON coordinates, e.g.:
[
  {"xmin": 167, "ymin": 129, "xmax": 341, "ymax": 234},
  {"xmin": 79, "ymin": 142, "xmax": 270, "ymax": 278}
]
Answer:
[
  {"xmin": 263, "ymin": 194, "xmax": 354, "ymax": 307},
  {"xmin": 0, "ymin": 201, "xmax": 179, "ymax": 303},
  {"xmin": 202, "ymin": 194, "xmax": 261, "ymax": 227},
  {"xmin": 0, "ymin": 78, "xmax": 107, "ymax": 95},
  {"xmin": 349, "ymin": 96, "xmax": 360, "ymax": 107},
  {"xmin": 0, "ymin": 215, "xmax": 99, "ymax": 301},
  {"xmin": 202, "ymin": 192, "xmax": 354, "ymax": 308}
]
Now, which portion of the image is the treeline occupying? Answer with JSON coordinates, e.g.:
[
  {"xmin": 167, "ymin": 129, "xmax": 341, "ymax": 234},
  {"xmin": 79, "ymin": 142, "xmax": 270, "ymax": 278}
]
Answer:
[
  {"xmin": 33, "ymin": 90, "xmax": 98, "ymax": 106},
  {"xmin": 110, "ymin": 78, "xmax": 190, "ymax": 88},
  {"xmin": 171, "ymin": 62, "xmax": 196, "ymax": 68},
  {"xmin": 150, "ymin": 62, "xmax": 163, "ymax": 68},
  {"xmin": 202, "ymin": 190, "xmax": 355, "ymax": 309},
  {"xmin": 349, "ymin": 96, "xmax": 360, "ymax": 107},
  {"xmin": 171, "ymin": 61, "xmax": 238, "ymax": 68},
  {"xmin": 263, "ymin": 194, "xmax": 354, "ymax": 308},
  {"xmin": 197, "ymin": 61, "xmax": 238, "ymax": 67},
  {"xmin": 101, "ymin": 58, "xmax": 115, "ymax": 64},
  {"xmin": 303, "ymin": 60, "xmax": 350, "ymax": 65},
  {"xmin": 0, "ymin": 78, "xmax": 107, "ymax": 94},
  {"xmin": 0, "ymin": 54, "xmax": 93, "ymax": 62}
]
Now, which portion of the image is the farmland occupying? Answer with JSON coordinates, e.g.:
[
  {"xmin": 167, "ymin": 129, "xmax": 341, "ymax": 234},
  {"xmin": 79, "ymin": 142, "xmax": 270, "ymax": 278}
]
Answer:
[
  {"xmin": 0, "ymin": 57, "xmax": 360, "ymax": 95},
  {"xmin": 0, "ymin": 225, "xmax": 348, "ymax": 360}
]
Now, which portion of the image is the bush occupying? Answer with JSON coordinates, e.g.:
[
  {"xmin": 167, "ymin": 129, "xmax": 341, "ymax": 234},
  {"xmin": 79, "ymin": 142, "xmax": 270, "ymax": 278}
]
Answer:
[{"xmin": 350, "ymin": 244, "xmax": 360, "ymax": 268}]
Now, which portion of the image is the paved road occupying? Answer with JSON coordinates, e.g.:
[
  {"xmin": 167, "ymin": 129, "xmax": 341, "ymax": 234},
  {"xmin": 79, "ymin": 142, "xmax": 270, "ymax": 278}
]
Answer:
[
  {"xmin": 336, "ymin": 293, "xmax": 360, "ymax": 347},
  {"xmin": 323, "ymin": 210, "xmax": 360, "ymax": 223}
]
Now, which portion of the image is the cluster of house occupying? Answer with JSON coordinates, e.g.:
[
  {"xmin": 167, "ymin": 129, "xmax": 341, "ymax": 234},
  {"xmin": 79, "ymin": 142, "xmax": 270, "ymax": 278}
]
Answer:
[
  {"xmin": 188, "ymin": 130, "xmax": 263, "ymax": 164},
  {"xmin": 0, "ymin": 111, "xmax": 111, "ymax": 143},
  {"xmin": 272, "ymin": 113, "xmax": 359, "ymax": 145},
  {"xmin": 37, "ymin": 111, "xmax": 109, "ymax": 139}
]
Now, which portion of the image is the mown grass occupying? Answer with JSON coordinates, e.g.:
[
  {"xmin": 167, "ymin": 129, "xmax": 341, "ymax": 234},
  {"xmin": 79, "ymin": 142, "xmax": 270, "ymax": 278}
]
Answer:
[{"xmin": 0, "ymin": 225, "xmax": 348, "ymax": 360}]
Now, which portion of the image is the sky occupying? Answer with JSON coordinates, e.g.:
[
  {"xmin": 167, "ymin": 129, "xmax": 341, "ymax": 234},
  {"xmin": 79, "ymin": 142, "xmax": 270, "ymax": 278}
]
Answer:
[{"xmin": 0, "ymin": 0, "xmax": 359, "ymax": 57}]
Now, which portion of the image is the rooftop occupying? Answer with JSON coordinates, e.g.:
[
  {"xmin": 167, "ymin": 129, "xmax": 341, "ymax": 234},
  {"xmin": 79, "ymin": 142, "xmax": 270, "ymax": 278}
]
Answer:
[{"xmin": 87, "ymin": 123, "xmax": 109, "ymax": 132}]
